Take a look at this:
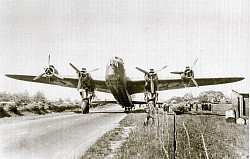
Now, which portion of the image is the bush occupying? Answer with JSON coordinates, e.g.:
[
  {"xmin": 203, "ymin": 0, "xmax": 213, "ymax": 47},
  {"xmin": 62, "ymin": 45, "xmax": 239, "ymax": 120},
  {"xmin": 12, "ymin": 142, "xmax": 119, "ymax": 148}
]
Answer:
[{"xmin": 33, "ymin": 91, "xmax": 46, "ymax": 103}]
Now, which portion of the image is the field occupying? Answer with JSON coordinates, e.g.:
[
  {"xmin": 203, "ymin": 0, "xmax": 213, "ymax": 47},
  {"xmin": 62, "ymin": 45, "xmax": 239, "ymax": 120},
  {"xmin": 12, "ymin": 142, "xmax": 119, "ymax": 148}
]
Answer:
[{"xmin": 83, "ymin": 105, "xmax": 249, "ymax": 159}]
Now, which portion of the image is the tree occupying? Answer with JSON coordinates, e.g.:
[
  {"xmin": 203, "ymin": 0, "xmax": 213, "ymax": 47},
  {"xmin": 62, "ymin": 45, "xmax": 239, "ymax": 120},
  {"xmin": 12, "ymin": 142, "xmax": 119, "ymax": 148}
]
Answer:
[
  {"xmin": 198, "ymin": 90, "xmax": 225, "ymax": 103},
  {"xmin": 184, "ymin": 93, "xmax": 194, "ymax": 101},
  {"xmin": 198, "ymin": 93, "xmax": 208, "ymax": 103},
  {"xmin": 33, "ymin": 91, "xmax": 46, "ymax": 102},
  {"xmin": 169, "ymin": 96, "xmax": 184, "ymax": 103},
  {"xmin": 65, "ymin": 98, "xmax": 71, "ymax": 103},
  {"xmin": 0, "ymin": 92, "xmax": 12, "ymax": 102},
  {"xmin": 58, "ymin": 98, "xmax": 63, "ymax": 104}
]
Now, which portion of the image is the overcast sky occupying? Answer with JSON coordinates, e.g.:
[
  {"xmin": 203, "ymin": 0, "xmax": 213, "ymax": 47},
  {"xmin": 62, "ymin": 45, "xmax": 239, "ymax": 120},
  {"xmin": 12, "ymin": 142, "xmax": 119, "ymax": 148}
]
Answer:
[{"xmin": 0, "ymin": 0, "xmax": 249, "ymax": 101}]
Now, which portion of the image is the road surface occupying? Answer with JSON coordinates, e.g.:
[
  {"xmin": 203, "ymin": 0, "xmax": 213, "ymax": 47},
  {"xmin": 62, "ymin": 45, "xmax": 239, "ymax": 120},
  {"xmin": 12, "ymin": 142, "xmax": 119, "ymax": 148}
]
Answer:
[{"xmin": 0, "ymin": 105, "xmax": 127, "ymax": 159}]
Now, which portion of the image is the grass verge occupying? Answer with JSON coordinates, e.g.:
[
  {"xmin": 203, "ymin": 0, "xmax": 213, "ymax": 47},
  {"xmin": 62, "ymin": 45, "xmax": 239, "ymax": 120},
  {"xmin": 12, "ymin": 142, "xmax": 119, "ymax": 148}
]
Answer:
[{"xmin": 82, "ymin": 110, "xmax": 249, "ymax": 159}]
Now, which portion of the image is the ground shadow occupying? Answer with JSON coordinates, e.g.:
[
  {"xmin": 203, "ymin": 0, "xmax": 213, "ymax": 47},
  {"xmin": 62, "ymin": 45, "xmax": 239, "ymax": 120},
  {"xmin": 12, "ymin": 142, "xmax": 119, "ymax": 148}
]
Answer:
[
  {"xmin": 12, "ymin": 109, "xmax": 23, "ymax": 116},
  {"xmin": 8, "ymin": 106, "xmax": 23, "ymax": 116},
  {"xmin": 73, "ymin": 109, "xmax": 146, "ymax": 114},
  {"xmin": 185, "ymin": 111, "xmax": 225, "ymax": 117},
  {"xmin": 0, "ymin": 107, "xmax": 11, "ymax": 118}
]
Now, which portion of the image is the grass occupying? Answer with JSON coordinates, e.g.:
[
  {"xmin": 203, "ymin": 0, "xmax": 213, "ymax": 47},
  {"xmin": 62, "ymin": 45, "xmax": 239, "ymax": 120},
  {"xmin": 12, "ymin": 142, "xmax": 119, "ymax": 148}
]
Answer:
[
  {"xmin": 82, "ymin": 108, "xmax": 249, "ymax": 159},
  {"xmin": 82, "ymin": 114, "xmax": 137, "ymax": 159}
]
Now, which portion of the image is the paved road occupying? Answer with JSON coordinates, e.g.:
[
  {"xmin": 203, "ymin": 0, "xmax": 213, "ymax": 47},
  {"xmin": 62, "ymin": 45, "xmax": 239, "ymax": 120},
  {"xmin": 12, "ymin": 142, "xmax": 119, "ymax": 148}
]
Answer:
[{"xmin": 0, "ymin": 105, "xmax": 127, "ymax": 159}]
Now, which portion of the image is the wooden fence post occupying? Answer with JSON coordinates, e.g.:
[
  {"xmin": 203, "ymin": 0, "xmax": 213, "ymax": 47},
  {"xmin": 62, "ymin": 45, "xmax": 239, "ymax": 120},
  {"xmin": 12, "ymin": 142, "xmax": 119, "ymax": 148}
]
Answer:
[{"xmin": 174, "ymin": 113, "xmax": 177, "ymax": 159}]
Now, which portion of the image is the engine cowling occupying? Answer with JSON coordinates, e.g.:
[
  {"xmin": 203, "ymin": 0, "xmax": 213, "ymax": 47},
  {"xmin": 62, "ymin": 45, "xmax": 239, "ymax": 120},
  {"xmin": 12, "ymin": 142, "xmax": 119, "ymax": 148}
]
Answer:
[
  {"xmin": 33, "ymin": 55, "xmax": 63, "ymax": 81},
  {"xmin": 45, "ymin": 65, "xmax": 55, "ymax": 77},
  {"xmin": 78, "ymin": 72, "xmax": 92, "ymax": 89},
  {"xmin": 144, "ymin": 72, "xmax": 158, "ymax": 93}
]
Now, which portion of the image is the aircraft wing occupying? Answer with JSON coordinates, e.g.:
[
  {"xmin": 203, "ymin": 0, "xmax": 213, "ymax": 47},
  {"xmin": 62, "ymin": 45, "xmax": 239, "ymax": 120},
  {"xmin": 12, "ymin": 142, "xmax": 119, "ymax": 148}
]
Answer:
[
  {"xmin": 127, "ymin": 77, "xmax": 244, "ymax": 94},
  {"xmin": 5, "ymin": 74, "xmax": 110, "ymax": 93},
  {"xmin": 6, "ymin": 74, "xmax": 244, "ymax": 95}
]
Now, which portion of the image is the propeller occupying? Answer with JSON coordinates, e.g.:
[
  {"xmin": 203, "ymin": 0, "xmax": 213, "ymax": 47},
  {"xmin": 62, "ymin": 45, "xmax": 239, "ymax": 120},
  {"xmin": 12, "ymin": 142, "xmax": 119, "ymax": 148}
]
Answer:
[
  {"xmin": 189, "ymin": 58, "xmax": 199, "ymax": 87},
  {"xmin": 69, "ymin": 63, "xmax": 99, "ymax": 91},
  {"xmin": 170, "ymin": 58, "xmax": 199, "ymax": 87},
  {"xmin": 170, "ymin": 71, "xmax": 184, "ymax": 74},
  {"xmin": 135, "ymin": 67, "xmax": 149, "ymax": 75},
  {"xmin": 135, "ymin": 64, "xmax": 168, "ymax": 75},
  {"xmin": 135, "ymin": 64, "xmax": 167, "ymax": 94},
  {"xmin": 150, "ymin": 76, "xmax": 155, "ymax": 93},
  {"xmin": 191, "ymin": 58, "xmax": 198, "ymax": 70},
  {"xmin": 33, "ymin": 72, "xmax": 45, "ymax": 81},
  {"xmin": 155, "ymin": 64, "xmax": 168, "ymax": 73},
  {"xmin": 190, "ymin": 76, "xmax": 199, "ymax": 87},
  {"xmin": 33, "ymin": 55, "xmax": 63, "ymax": 80}
]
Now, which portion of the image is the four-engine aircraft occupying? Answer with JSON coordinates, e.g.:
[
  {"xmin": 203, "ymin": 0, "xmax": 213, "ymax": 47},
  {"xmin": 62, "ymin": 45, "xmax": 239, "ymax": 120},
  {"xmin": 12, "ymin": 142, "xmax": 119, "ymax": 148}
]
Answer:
[{"xmin": 5, "ymin": 56, "xmax": 244, "ymax": 113}]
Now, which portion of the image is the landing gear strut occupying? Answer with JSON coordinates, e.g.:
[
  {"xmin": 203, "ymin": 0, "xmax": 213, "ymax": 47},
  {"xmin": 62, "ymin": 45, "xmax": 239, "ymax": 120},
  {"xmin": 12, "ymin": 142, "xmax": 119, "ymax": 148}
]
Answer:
[
  {"xmin": 81, "ymin": 99, "xmax": 89, "ymax": 113},
  {"xmin": 80, "ymin": 89, "xmax": 93, "ymax": 114},
  {"xmin": 144, "ymin": 92, "xmax": 158, "ymax": 126},
  {"xmin": 125, "ymin": 106, "xmax": 133, "ymax": 112}
]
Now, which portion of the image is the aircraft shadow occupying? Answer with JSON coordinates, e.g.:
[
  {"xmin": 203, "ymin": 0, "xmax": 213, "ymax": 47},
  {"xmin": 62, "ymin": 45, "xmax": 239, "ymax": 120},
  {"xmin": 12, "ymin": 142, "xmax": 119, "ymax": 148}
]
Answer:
[
  {"xmin": 185, "ymin": 111, "xmax": 225, "ymax": 117},
  {"xmin": 73, "ymin": 109, "xmax": 146, "ymax": 114}
]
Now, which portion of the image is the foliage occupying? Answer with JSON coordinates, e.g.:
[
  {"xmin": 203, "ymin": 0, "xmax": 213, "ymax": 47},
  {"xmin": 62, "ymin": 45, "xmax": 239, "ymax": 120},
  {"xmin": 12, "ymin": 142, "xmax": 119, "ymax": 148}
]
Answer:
[
  {"xmin": 198, "ymin": 93, "xmax": 208, "ymax": 103},
  {"xmin": 33, "ymin": 91, "xmax": 46, "ymax": 102},
  {"xmin": 13, "ymin": 91, "xmax": 31, "ymax": 106},
  {"xmin": 199, "ymin": 90, "xmax": 225, "ymax": 103},
  {"xmin": 58, "ymin": 98, "xmax": 64, "ymax": 104},
  {"xmin": 183, "ymin": 92, "xmax": 194, "ymax": 101},
  {"xmin": 0, "ymin": 91, "xmax": 80, "ymax": 118},
  {"xmin": 167, "ymin": 90, "xmax": 226, "ymax": 104},
  {"xmin": 169, "ymin": 96, "xmax": 184, "ymax": 103},
  {"xmin": 0, "ymin": 92, "xmax": 12, "ymax": 102}
]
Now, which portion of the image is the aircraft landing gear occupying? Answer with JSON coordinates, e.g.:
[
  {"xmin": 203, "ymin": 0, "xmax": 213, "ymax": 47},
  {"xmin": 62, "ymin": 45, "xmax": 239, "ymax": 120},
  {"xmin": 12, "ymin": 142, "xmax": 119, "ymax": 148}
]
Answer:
[
  {"xmin": 124, "ymin": 106, "xmax": 132, "ymax": 112},
  {"xmin": 79, "ymin": 89, "xmax": 93, "ymax": 114},
  {"xmin": 144, "ymin": 92, "xmax": 158, "ymax": 126},
  {"xmin": 81, "ymin": 99, "xmax": 89, "ymax": 114}
]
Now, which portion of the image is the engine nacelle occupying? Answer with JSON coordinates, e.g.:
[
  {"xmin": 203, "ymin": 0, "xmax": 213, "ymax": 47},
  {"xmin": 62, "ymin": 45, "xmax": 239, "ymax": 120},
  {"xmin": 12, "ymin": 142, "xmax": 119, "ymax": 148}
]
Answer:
[
  {"xmin": 45, "ymin": 65, "xmax": 59, "ymax": 78},
  {"xmin": 78, "ymin": 73, "xmax": 95, "ymax": 92},
  {"xmin": 181, "ymin": 70, "xmax": 195, "ymax": 85},
  {"xmin": 144, "ymin": 73, "xmax": 158, "ymax": 93}
]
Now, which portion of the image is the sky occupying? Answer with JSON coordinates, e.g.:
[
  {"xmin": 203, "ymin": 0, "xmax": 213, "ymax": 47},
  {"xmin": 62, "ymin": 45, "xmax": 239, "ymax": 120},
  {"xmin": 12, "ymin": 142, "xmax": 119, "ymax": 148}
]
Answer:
[{"xmin": 0, "ymin": 0, "xmax": 249, "ymax": 101}]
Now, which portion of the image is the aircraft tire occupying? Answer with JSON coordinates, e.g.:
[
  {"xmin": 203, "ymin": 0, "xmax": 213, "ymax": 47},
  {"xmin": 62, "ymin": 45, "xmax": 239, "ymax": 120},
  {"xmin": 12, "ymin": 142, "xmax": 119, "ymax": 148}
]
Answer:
[{"xmin": 81, "ymin": 100, "xmax": 90, "ymax": 114}]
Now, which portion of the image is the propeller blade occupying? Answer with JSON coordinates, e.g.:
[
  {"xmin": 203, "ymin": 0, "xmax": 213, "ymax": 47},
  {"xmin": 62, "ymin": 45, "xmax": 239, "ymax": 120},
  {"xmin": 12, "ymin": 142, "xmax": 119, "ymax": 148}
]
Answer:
[
  {"xmin": 48, "ymin": 54, "xmax": 51, "ymax": 67},
  {"xmin": 191, "ymin": 58, "xmax": 198, "ymax": 70},
  {"xmin": 135, "ymin": 67, "xmax": 149, "ymax": 74},
  {"xmin": 89, "ymin": 68, "xmax": 99, "ymax": 73},
  {"xmin": 54, "ymin": 74, "xmax": 64, "ymax": 80},
  {"xmin": 156, "ymin": 65, "xmax": 167, "ymax": 73},
  {"xmin": 150, "ymin": 77, "xmax": 154, "ymax": 93},
  {"xmin": 170, "ymin": 71, "xmax": 184, "ymax": 74},
  {"xmin": 190, "ymin": 76, "xmax": 199, "ymax": 87},
  {"xmin": 77, "ymin": 78, "xmax": 81, "ymax": 91},
  {"xmin": 33, "ymin": 73, "xmax": 45, "ymax": 80},
  {"xmin": 69, "ymin": 63, "xmax": 80, "ymax": 73}
]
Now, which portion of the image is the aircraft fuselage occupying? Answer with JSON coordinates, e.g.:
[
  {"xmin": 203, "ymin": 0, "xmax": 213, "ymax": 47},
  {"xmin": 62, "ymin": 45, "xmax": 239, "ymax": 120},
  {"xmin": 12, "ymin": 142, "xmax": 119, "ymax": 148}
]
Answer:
[{"xmin": 105, "ymin": 57, "xmax": 133, "ymax": 107}]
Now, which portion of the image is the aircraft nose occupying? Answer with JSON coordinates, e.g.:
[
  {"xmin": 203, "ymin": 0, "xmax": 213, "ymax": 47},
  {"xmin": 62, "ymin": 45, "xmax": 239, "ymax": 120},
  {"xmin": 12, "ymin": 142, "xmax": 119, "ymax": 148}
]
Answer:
[{"xmin": 107, "ymin": 65, "xmax": 116, "ymax": 76}]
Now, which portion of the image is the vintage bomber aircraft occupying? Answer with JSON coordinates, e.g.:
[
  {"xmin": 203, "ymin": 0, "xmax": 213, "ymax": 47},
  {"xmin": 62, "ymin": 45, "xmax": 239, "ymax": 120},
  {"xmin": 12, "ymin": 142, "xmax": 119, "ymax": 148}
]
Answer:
[{"xmin": 5, "ymin": 56, "xmax": 244, "ymax": 113}]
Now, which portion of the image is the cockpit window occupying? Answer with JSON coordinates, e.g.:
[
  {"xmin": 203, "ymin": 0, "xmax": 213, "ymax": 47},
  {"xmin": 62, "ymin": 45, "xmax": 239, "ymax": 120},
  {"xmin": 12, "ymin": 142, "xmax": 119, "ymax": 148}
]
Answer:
[
  {"xmin": 109, "ymin": 60, "xmax": 119, "ymax": 67},
  {"xmin": 113, "ymin": 57, "xmax": 124, "ymax": 64},
  {"xmin": 109, "ymin": 56, "xmax": 124, "ymax": 67}
]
